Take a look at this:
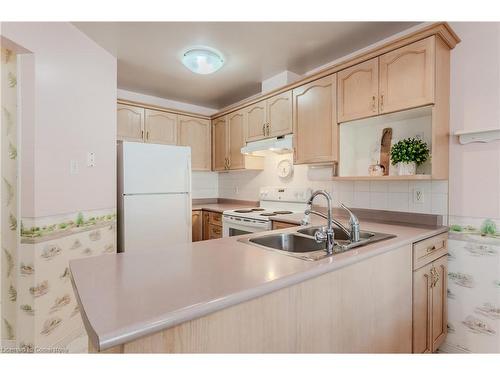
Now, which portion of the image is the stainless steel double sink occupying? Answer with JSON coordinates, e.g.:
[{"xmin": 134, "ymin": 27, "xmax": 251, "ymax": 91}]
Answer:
[{"xmin": 239, "ymin": 226, "xmax": 396, "ymax": 261}]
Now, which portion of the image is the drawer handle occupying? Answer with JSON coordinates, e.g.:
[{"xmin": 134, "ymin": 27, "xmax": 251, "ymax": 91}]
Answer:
[
  {"xmin": 371, "ymin": 96, "xmax": 376, "ymax": 112},
  {"xmin": 427, "ymin": 245, "xmax": 437, "ymax": 253}
]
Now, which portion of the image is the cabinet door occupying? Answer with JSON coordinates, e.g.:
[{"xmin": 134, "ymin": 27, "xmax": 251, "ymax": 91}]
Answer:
[
  {"xmin": 212, "ymin": 117, "xmax": 228, "ymax": 171},
  {"xmin": 227, "ymin": 111, "xmax": 245, "ymax": 170},
  {"xmin": 202, "ymin": 211, "xmax": 210, "ymax": 240},
  {"xmin": 292, "ymin": 74, "xmax": 338, "ymax": 164},
  {"xmin": 431, "ymin": 255, "xmax": 447, "ymax": 352},
  {"xmin": 192, "ymin": 210, "xmax": 202, "ymax": 242},
  {"xmin": 412, "ymin": 263, "xmax": 432, "ymax": 353},
  {"xmin": 117, "ymin": 104, "xmax": 145, "ymax": 142},
  {"xmin": 267, "ymin": 91, "xmax": 292, "ymax": 137},
  {"xmin": 246, "ymin": 100, "xmax": 267, "ymax": 141},
  {"xmin": 145, "ymin": 109, "xmax": 178, "ymax": 145},
  {"xmin": 178, "ymin": 115, "xmax": 211, "ymax": 171},
  {"xmin": 379, "ymin": 37, "xmax": 435, "ymax": 114},
  {"xmin": 337, "ymin": 58, "xmax": 379, "ymax": 122}
]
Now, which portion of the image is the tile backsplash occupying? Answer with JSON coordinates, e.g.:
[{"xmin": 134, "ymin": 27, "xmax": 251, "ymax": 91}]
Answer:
[
  {"xmin": 192, "ymin": 171, "xmax": 219, "ymax": 199},
  {"xmin": 217, "ymin": 151, "xmax": 448, "ymax": 219}
]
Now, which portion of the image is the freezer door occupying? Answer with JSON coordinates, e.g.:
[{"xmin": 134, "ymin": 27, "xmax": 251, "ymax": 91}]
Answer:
[
  {"xmin": 122, "ymin": 142, "xmax": 191, "ymax": 194},
  {"xmin": 121, "ymin": 193, "xmax": 191, "ymax": 253}
]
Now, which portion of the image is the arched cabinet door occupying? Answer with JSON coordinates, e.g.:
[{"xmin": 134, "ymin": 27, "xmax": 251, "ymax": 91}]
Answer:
[
  {"xmin": 178, "ymin": 115, "xmax": 211, "ymax": 171},
  {"xmin": 379, "ymin": 36, "xmax": 435, "ymax": 114},
  {"xmin": 212, "ymin": 117, "xmax": 227, "ymax": 171},
  {"xmin": 245, "ymin": 100, "xmax": 267, "ymax": 142},
  {"xmin": 337, "ymin": 57, "xmax": 379, "ymax": 122},
  {"xmin": 144, "ymin": 109, "xmax": 178, "ymax": 145},
  {"xmin": 117, "ymin": 104, "xmax": 145, "ymax": 142},
  {"xmin": 227, "ymin": 110, "xmax": 245, "ymax": 170},
  {"xmin": 292, "ymin": 74, "xmax": 338, "ymax": 164},
  {"xmin": 267, "ymin": 90, "xmax": 292, "ymax": 137}
]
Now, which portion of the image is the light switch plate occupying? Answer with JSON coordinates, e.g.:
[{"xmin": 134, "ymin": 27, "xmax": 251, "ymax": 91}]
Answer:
[
  {"xmin": 87, "ymin": 152, "xmax": 96, "ymax": 167},
  {"xmin": 70, "ymin": 160, "xmax": 79, "ymax": 175}
]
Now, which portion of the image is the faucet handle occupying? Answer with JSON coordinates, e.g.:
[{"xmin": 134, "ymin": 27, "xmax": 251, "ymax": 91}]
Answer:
[{"xmin": 340, "ymin": 203, "xmax": 359, "ymax": 225}]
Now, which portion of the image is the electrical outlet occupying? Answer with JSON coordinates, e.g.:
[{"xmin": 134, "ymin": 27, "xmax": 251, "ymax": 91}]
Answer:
[
  {"xmin": 413, "ymin": 188, "xmax": 424, "ymax": 204},
  {"xmin": 234, "ymin": 186, "xmax": 239, "ymax": 194}
]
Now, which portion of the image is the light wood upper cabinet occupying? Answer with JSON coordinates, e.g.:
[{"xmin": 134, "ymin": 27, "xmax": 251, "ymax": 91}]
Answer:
[
  {"xmin": 212, "ymin": 117, "xmax": 228, "ymax": 171},
  {"xmin": 267, "ymin": 91, "xmax": 292, "ymax": 137},
  {"xmin": 227, "ymin": 110, "xmax": 246, "ymax": 170},
  {"xmin": 244, "ymin": 91, "xmax": 292, "ymax": 141},
  {"xmin": 246, "ymin": 100, "xmax": 267, "ymax": 141},
  {"xmin": 117, "ymin": 104, "xmax": 145, "ymax": 142},
  {"xmin": 144, "ymin": 109, "xmax": 178, "ymax": 145},
  {"xmin": 379, "ymin": 37, "xmax": 435, "ymax": 114},
  {"xmin": 337, "ymin": 58, "xmax": 379, "ymax": 122},
  {"xmin": 178, "ymin": 115, "xmax": 211, "ymax": 171},
  {"xmin": 292, "ymin": 74, "xmax": 338, "ymax": 164}
]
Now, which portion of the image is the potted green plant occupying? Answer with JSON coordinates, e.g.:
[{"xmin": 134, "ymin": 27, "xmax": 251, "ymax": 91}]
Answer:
[{"xmin": 390, "ymin": 138, "xmax": 430, "ymax": 176}]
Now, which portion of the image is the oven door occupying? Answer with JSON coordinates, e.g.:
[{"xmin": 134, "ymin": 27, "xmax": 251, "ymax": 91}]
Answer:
[{"xmin": 222, "ymin": 215, "xmax": 270, "ymax": 237}]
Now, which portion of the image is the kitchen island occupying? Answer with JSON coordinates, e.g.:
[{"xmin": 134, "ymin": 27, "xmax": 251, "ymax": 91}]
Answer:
[{"xmin": 70, "ymin": 218, "xmax": 448, "ymax": 353}]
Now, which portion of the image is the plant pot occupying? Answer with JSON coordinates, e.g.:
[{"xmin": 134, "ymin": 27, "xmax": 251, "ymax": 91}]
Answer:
[{"xmin": 397, "ymin": 161, "xmax": 417, "ymax": 176}]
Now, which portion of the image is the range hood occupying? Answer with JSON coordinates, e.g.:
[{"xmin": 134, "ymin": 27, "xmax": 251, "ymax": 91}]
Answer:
[{"xmin": 241, "ymin": 134, "xmax": 293, "ymax": 155}]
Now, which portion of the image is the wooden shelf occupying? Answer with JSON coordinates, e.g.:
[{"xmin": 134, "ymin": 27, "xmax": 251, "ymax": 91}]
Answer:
[{"xmin": 332, "ymin": 175, "xmax": 433, "ymax": 181}]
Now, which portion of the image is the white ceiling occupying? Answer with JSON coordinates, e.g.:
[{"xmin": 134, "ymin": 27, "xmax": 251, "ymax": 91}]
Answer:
[{"xmin": 74, "ymin": 22, "xmax": 419, "ymax": 109}]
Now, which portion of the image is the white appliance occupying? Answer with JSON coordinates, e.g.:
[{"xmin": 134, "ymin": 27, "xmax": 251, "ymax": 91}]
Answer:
[
  {"xmin": 240, "ymin": 134, "xmax": 293, "ymax": 155},
  {"xmin": 222, "ymin": 187, "xmax": 312, "ymax": 237},
  {"xmin": 117, "ymin": 141, "xmax": 192, "ymax": 253}
]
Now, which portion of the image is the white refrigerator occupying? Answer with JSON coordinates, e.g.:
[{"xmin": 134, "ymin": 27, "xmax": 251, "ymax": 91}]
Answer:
[{"xmin": 117, "ymin": 141, "xmax": 192, "ymax": 253}]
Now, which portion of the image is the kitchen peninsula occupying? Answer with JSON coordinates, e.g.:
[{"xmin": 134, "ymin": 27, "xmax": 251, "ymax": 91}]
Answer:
[{"xmin": 70, "ymin": 216, "xmax": 448, "ymax": 353}]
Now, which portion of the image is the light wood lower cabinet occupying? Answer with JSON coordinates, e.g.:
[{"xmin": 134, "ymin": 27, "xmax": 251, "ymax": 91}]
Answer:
[
  {"xmin": 202, "ymin": 211, "xmax": 210, "ymax": 241},
  {"xmin": 412, "ymin": 233, "xmax": 448, "ymax": 353},
  {"xmin": 292, "ymin": 74, "xmax": 338, "ymax": 164},
  {"xmin": 271, "ymin": 220, "xmax": 298, "ymax": 230},
  {"xmin": 194, "ymin": 210, "xmax": 222, "ymax": 241},
  {"xmin": 178, "ymin": 115, "xmax": 211, "ymax": 171},
  {"xmin": 117, "ymin": 104, "xmax": 145, "ymax": 142},
  {"xmin": 192, "ymin": 210, "xmax": 202, "ymax": 242}
]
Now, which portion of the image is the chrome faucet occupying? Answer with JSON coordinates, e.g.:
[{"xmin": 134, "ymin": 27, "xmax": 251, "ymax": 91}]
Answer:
[
  {"xmin": 302, "ymin": 190, "xmax": 335, "ymax": 255},
  {"xmin": 301, "ymin": 191, "xmax": 361, "ymax": 255}
]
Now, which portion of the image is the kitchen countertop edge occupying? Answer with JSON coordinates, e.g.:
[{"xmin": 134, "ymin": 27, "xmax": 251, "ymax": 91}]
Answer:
[{"xmin": 73, "ymin": 225, "xmax": 448, "ymax": 352}]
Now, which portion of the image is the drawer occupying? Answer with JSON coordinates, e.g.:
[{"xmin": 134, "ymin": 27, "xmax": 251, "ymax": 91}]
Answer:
[
  {"xmin": 272, "ymin": 220, "xmax": 298, "ymax": 230},
  {"xmin": 209, "ymin": 211, "xmax": 222, "ymax": 226},
  {"xmin": 209, "ymin": 224, "xmax": 222, "ymax": 239},
  {"xmin": 413, "ymin": 233, "xmax": 448, "ymax": 270}
]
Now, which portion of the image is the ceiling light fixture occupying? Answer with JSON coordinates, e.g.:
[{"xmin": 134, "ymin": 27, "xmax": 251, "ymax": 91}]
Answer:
[{"xmin": 181, "ymin": 47, "xmax": 224, "ymax": 75}]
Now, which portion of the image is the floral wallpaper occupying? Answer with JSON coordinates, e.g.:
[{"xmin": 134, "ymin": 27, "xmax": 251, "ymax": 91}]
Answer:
[
  {"xmin": 442, "ymin": 216, "xmax": 500, "ymax": 353},
  {"xmin": 1, "ymin": 46, "xmax": 19, "ymax": 346},
  {"xmin": 19, "ymin": 209, "xmax": 116, "ymax": 352}
]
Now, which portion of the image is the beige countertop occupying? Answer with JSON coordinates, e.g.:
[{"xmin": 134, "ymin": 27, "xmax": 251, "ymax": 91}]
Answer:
[
  {"xmin": 191, "ymin": 202, "xmax": 257, "ymax": 213},
  {"xmin": 70, "ymin": 219, "xmax": 447, "ymax": 351}
]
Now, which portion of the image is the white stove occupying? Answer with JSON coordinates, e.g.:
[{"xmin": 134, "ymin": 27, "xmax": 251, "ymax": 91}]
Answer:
[{"xmin": 222, "ymin": 187, "xmax": 312, "ymax": 237}]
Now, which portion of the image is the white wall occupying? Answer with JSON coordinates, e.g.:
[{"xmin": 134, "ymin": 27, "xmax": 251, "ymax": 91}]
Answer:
[{"xmin": 1, "ymin": 22, "xmax": 117, "ymax": 217}]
